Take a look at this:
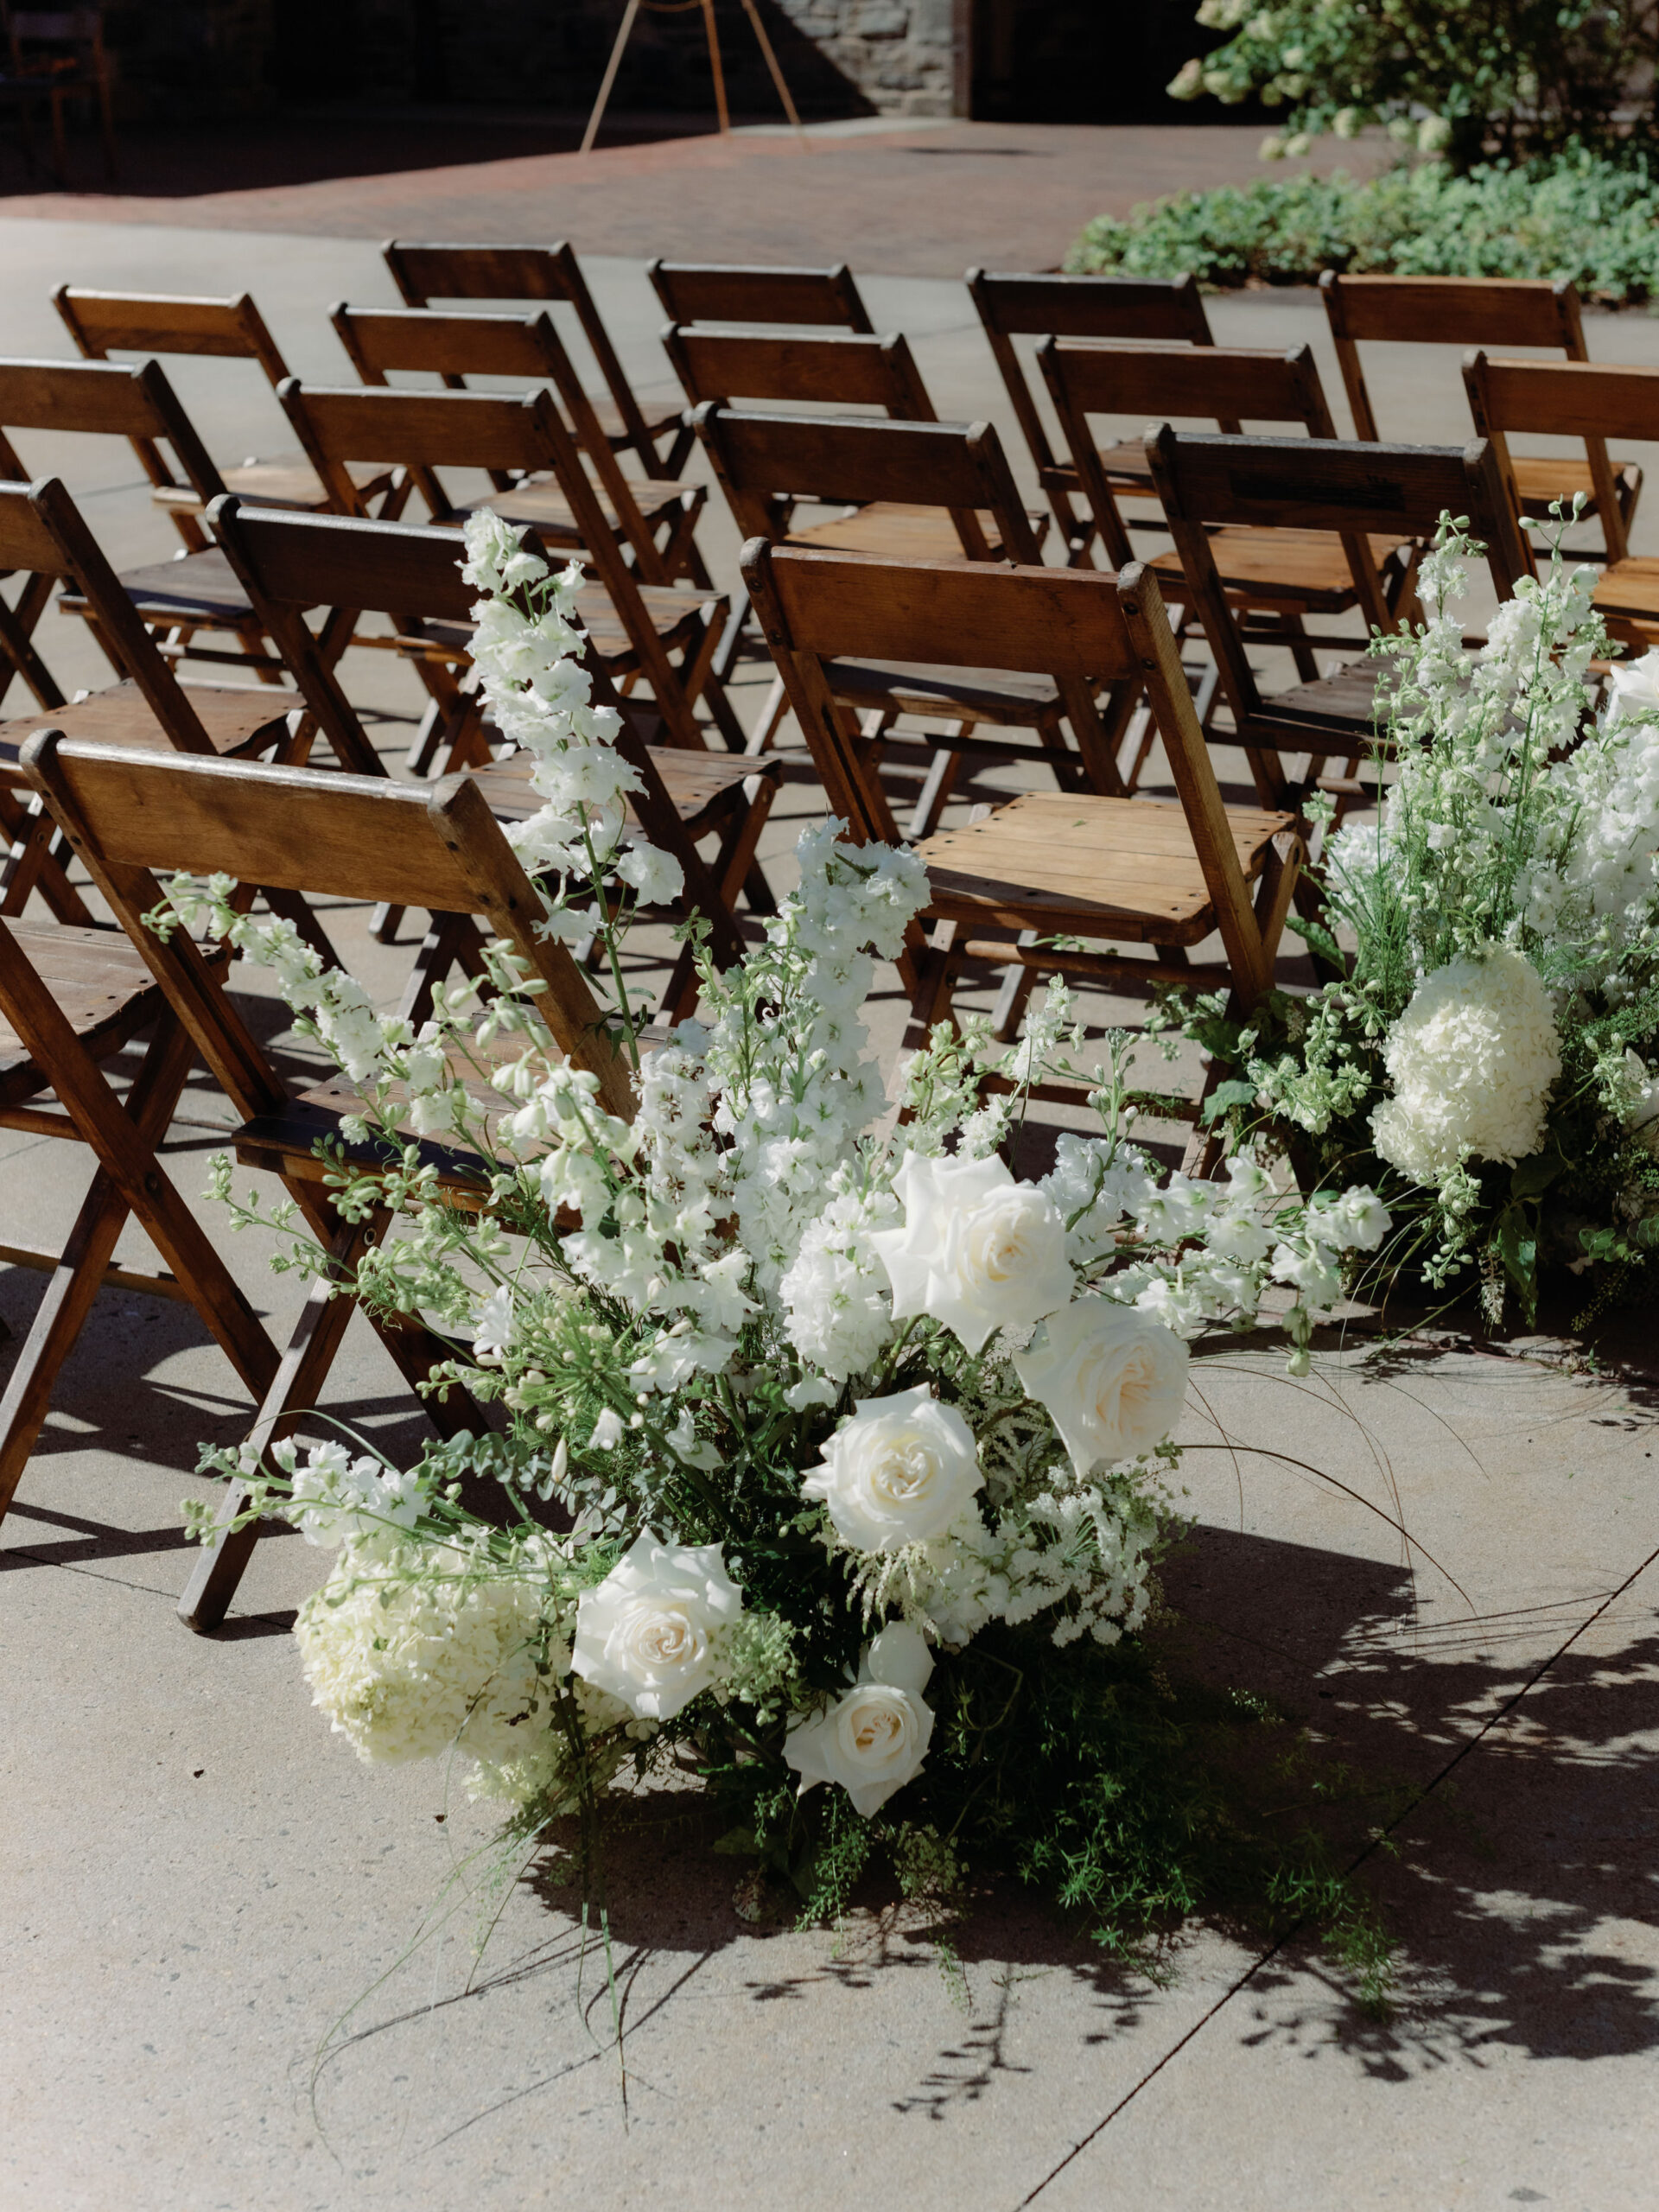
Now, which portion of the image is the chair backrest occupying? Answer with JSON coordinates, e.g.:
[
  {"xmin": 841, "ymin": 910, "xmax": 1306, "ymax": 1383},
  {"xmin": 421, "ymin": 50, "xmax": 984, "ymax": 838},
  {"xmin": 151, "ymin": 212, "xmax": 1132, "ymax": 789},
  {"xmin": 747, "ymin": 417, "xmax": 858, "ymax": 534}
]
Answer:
[
  {"xmin": 276, "ymin": 378, "xmax": 708, "ymax": 749},
  {"xmin": 383, "ymin": 238, "xmax": 655, "ymax": 463},
  {"xmin": 22, "ymin": 732, "xmax": 637, "ymax": 1122},
  {"xmin": 1038, "ymin": 335, "xmax": 1339, "ymax": 571},
  {"xmin": 1145, "ymin": 428, "xmax": 1531, "ymax": 744},
  {"xmin": 647, "ymin": 259, "xmax": 874, "ymax": 333},
  {"xmin": 0, "ymin": 356, "xmax": 224, "ymax": 507},
  {"xmin": 1461, "ymin": 351, "xmax": 1651, "ymax": 562},
  {"xmin": 207, "ymin": 497, "xmax": 745, "ymax": 966},
  {"xmin": 966, "ymin": 268, "xmax": 1230, "ymax": 501},
  {"xmin": 330, "ymin": 302, "xmax": 666, "ymax": 575},
  {"xmin": 53, "ymin": 286, "xmax": 290, "ymax": 389},
  {"xmin": 0, "ymin": 474, "xmax": 251, "ymax": 752},
  {"xmin": 1320, "ymin": 270, "xmax": 1589, "ymax": 445},
  {"xmin": 742, "ymin": 537, "xmax": 1281, "ymax": 1003},
  {"xmin": 691, "ymin": 401, "xmax": 1040, "ymax": 565},
  {"xmin": 662, "ymin": 325, "xmax": 935, "ymax": 423}
]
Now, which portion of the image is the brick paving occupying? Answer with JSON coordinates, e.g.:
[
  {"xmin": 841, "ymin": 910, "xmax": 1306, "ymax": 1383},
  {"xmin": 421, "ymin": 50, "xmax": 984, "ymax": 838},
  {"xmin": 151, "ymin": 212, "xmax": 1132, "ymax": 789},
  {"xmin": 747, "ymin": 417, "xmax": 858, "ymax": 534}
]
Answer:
[{"xmin": 0, "ymin": 113, "xmax": 1392, "ymax": 273}]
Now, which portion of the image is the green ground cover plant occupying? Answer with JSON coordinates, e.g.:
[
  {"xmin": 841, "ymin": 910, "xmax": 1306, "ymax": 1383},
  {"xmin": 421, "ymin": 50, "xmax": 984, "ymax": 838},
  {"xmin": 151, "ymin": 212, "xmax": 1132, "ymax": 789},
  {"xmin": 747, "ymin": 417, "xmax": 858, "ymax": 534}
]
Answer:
[{"xmin": 1067, "ymin": 148, "xmax": 1659, "ymax": 303}]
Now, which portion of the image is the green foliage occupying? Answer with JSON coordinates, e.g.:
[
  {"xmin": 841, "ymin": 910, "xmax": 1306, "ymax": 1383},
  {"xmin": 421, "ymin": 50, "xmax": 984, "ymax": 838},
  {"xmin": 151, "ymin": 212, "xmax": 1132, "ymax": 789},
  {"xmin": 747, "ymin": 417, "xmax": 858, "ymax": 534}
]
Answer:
[
  {"xmin": 1167, "ymin": 0, "xmax": 1659, "ymax": 168},
  {"xmin": 1067, "ymin": 148, "xmax": 1659, "ymax": 306}
]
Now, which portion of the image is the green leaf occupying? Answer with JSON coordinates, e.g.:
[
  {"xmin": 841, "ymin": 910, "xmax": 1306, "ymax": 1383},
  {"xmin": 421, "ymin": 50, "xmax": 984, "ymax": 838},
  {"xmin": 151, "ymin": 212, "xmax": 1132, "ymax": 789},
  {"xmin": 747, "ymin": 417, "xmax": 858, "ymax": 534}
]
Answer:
[
  {"xmin": 1493, "ymin": 1200, "xmax": 1540, "ymax": 1323},
  {"xmin": 1283, "ymin": 912, "xmax": 1346, "ymax": 969},
  {"xmin": 1200, "ymin": 1078, "xmax": 1261, "ymax": 1128},
  {"xmin": 1510, "ymin": 1147, "xmax": 1563, "ymax": 1200},
  {"xmin": 711, "ymin": 1825, "xmax": 760, "ymax": 1857}
]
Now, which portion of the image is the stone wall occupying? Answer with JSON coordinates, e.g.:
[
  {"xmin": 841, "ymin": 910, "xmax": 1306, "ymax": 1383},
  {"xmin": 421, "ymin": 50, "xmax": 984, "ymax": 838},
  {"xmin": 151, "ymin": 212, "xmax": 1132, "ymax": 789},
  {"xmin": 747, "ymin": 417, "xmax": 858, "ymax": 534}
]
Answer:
[{"xmin": 99, "ymin": 0, "xmax": 964, "ymax": 121}]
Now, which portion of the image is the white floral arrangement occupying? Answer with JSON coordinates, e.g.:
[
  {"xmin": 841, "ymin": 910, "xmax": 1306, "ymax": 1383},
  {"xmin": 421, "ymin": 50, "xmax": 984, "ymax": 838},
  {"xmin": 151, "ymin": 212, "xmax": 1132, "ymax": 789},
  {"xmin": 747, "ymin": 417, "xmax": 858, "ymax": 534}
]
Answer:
[
  {"xmin": 1189, "ymin": 512, "xmax": 1659, "ymax": 1326},
  {"xmin": 173, "ymin": 512, "xmax": 1391, "ymax": 1942}
]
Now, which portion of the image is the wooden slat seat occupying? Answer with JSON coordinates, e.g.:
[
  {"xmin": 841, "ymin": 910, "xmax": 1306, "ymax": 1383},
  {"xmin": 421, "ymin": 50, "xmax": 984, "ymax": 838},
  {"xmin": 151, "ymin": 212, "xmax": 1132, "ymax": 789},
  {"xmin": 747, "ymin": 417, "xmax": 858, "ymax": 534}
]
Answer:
[
  {"xmin": 0, "ymin": 677, "xmax": 295, "ymax": 764},
  {"xmin": 917, "ymin": 789, "xmax": 1293, "ymax": 939},
  {"xmin": 0, "ymin": 918, "xmax": 159, "ymax": 1105},
  {"xmin": 1511, "ymin": 453, "xmax": 1641, "ymax": 514},
  {"xmin": 787, "ymin": 499, "xmax": 1049, "ymax": 563},
  {"xmin": 1149, "ymin": 527, "xmax": 1413, "ymax": 613},
  {"xmin": 71, "ymin": 545, "xmax": 256, "ymax": 628},
  {"xmin": 445, "ymin": 470, "xmax": 703, "ymax": 544},
  {"xmin": 466, "ymin": 744, "xmax": 779, "ymax": 845},
  {"xmin": 1258, "ymin": 658, "xmax": 1383, "ymax": 728},
  {"xmin": 156, "ymin": 454, "xmax": 396, "ymax": 515},
  {"xmin": 821, "ymin": 657, "xmax": 1061, "ymax": 727}
]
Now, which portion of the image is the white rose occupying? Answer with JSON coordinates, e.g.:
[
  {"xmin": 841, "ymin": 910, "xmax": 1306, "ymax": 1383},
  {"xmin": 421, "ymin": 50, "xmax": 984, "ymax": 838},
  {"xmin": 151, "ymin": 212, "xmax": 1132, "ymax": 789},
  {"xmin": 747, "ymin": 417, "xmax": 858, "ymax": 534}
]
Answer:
[
  {"xmin": 868, "ymin": 1151, "xmax": 1074, "ymax": 1354},
  {"xmin": 571, "ymin": 1533, "xmax": 742, "ymax": 1719},
  {"xmin": 802, "ymin": 1384, "xmax": 982, "ymax": 1552},
  {"xmin": 1012, "ymin": 1299, "xmax": 1188, "ymax": 1477},
  {"xmin": 1605, "ymin": 647, "xmax": 1659, "ymax": 728},
  {"xmin": 783, "ymin": 1621, "xmax": 935, "ymax": 1817}
]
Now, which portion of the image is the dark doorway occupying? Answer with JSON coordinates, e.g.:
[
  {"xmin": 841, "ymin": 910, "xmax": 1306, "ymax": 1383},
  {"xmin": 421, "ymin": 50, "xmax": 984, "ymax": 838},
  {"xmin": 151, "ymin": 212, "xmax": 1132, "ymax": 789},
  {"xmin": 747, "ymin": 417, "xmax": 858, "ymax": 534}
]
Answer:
[{"xmin": 973, "ymin": 0, "xmax": 1220, "ymax": 123}]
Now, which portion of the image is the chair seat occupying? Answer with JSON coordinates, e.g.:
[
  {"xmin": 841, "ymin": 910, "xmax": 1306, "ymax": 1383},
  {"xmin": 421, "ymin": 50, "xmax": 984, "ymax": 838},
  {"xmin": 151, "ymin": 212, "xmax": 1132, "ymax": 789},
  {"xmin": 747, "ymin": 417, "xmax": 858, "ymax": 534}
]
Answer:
[
  {"xmin": 824, "ymin": 656, "xmax": 1061, "ymax": 728},
  {"xmin": 0, "ymin": 919, "xmax": 159, "ymax": 1108},
  {"xmin": 787, "ymin": 501, "xmax": 1050, "ymax": 564},
  {"xmin": 1592, "ymin": 556, "xmax": 1659, "ymax": 633},
  {"xmin": 1513, "ymin": 453, "xmax": 1639, "ymax": 519},
  {"xmin": 392, "ymin": 574, "xmax": 725, "ymax": 668},
  {"xmin": 0, "ymin": 678, "xmax": 296, "ymax": 766},
  {"xmin": 155, "ymin": 454, "xmax": 397, "ymax": 515},
  {"xmin": 83, "ymin": 547, "xmax": 257, "ymax": 628},
  {"xmin": 1151, "ymin": 528, "xmax": 1410, "ymax": 612},
  {"xmin": 1259, "ymin": 658, "xmax": 1385, "ymax": 730},
  {"xmin": 233, "ymin": 1077, "xmax": 495, "ymax": 1209},
  {"xmin": 916, "ymin": 789, "xmax": 1294, "ymax": 943},
  {"xmin": 467, "ymin": 744, "xmax": 778, "ymax": 842},
  {"xmin": 450, "ymin": 474, "xmax": 701, "ymax": 543}
]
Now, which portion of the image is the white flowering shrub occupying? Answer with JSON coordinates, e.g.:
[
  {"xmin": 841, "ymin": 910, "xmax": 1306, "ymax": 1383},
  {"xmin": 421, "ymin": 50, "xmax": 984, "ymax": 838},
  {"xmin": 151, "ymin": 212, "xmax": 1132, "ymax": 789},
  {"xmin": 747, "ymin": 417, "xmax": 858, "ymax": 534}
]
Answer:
[
  {"xmin": 175, "ymin": 511, "xmax": 1392, "ymax": 1945},
  {"xmin": 1190, "ymin": 513, "xmax": 1659, "ymax": 1325}
]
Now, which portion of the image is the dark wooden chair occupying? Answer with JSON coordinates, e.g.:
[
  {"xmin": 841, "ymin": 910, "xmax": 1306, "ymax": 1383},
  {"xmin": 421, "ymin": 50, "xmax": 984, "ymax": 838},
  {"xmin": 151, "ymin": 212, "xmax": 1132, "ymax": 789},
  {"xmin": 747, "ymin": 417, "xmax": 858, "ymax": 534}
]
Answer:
[
  {"xmin": 0, "ymin": 3, "xmax": 114, "ymax": 182},
  {"xmin": 647, "ymin": 257, "xmax": 874, "ymax": 334},
  {"xmin": 1322, "ymin": 271, "xmax": 1642, "ymax": 551},
  {"xmin": 1144, "ymin": 429, "xmax": 1533, "ymax": 810},
  {"xmin": 966, "ymin": 269, "xmax": 1227, "ymax": 563},
  {"xmin": 54, "ymin": 284, "xmax": 400, "ymax": 537},
  {"xmin": 744, "ymin": 537, "xmax": 1301, "ymax": 1119},
  {"xmin": 23, "ymin": 730, "xmax": 639, "ymax": 1630},
  {"xmin": 1461, "ymin": 352, "xmax": 1659, "ymax": 645},
  {"xmin": 330, "ymin": 302, "xmax": 710, "ymax": 588},
  {"xmin": 0, "ymin": 474, "xmax": 315, "ymax": 931},
  {"xmin": 1039, "ymin": 336, "xmax": 1418, "ymax": 741},
  {"xmin": 0, "ymin": 357, "xmax": 293, "ymax": 687},
  {"xmin": 210, "ymin": 497, "xmax": 779, "ymax": 1023},
  {"xmin": 275, "ymin": 378, "xmax": 747, "ymax": 755},
  {"xmin": 696, "ymin": 402, "xmax": 1136, "ymax": 823},
  {"xmin": 0, "ymin": 906, "xmax": 283, "ymax": 1535},
  {"xmin": 383, "ymin": 238, "xmax": 690, "ymax": 479}
]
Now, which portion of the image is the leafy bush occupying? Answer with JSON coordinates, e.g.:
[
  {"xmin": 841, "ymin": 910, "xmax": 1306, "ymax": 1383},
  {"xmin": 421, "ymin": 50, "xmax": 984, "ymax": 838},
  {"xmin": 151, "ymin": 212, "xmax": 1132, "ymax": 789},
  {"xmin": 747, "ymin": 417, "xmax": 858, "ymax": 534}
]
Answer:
[
  {"xmin": 1066, "ymin": 149, "xmax": 1659, "ymax": 305},
  {"xmin": 1168, "ymin": 0, "xmax": 1659, "ymax": 168}
]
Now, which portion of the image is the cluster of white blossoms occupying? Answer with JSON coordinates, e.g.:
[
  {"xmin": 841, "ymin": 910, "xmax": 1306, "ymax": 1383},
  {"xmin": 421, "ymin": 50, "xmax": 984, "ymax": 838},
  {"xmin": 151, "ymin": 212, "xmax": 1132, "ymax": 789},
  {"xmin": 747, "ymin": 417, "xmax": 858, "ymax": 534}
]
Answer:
[
  {"xmin": 1371, "ymin": 945, "xmax": 1562, "ymax": 1186},
  {"xmin": 181, "ymin": 509, "xmax": 1396, "ymax": 1845}
]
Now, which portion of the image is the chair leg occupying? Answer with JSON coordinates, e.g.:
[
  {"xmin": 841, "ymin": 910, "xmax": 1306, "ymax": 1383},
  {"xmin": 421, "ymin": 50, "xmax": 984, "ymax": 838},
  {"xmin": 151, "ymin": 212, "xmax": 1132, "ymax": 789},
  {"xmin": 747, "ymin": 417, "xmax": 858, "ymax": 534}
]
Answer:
[
  {"xmin": 990, "ymin": 935, "xmax": 1039, "ymax": 1043},
  {"xmin": 906, "ymin": 737, "xmax": 966, "ymax": 842}
]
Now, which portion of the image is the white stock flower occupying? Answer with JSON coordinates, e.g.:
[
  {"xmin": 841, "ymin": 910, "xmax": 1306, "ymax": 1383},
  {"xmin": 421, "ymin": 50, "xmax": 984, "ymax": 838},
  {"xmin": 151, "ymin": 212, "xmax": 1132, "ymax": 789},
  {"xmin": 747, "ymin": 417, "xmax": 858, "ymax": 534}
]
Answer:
[
  {"xmin": 1371, "ymin": 946, "xmax": 1561, "ymax": 1184},
  {"xmin": 1012, "ymin": 1300, "xmax": 1188, "ymax": 1477},
  {"xmin": 804, "ymin": 1383, "xmax": 982, "ymax": 1553},
  {"xmin": 571, "ymin": 1533, "xmax": 742, "ymax": 1719},
  {"xmin": 783, "ymin": 1620, "xmax": 935, "ymax": 1817},
  {"xmin": 472, "ymin": 1285, "xmax": 517, "ymax": 1362},
  {"xmin": 868, "ymin": 1151, "xmax": 1074, "ymax": 1354},
  {"xmin": 1603, "ymin": 648, "xmax": 1659, "ymax": 728}
]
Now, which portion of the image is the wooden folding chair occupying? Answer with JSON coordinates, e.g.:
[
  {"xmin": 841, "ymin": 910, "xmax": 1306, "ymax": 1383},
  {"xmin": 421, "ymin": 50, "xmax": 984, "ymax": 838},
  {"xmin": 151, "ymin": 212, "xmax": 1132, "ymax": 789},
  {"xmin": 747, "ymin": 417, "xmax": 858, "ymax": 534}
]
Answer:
[
  {"xmin": 0, "ymin": 474, "xmax": 315, "ymax": 931},
  {"xmin": 744, "ymin": 538, "xmax": 1301, "ymax": 1117},
  {"xmin": 53, "ymin": 284, "xmax": 401, "ymax": 537},
  {"xmin": 329, "ymin": 302, "xmax": 711, "ymax": 588},
  {"xmin": 0, "ymin": 357, "xmax": 292, "ymax": 687},
  {"xmin": 1039, "ymin": 336, "xmax": 1418, "ymax": 750},
  {"xmin": 276, "ymin": 378, "xmax": 747, "ymax": 756},
  {"xmin": 1145, "ymin": 429, "xmax": 1533, "ymax": 810},
  {"xmin": 0, "ymin": 910, "xmax": 287, "ymax": 1533},
  {"xmin": 647, "ymin": 258, "xmax": 874, "ymax": 334},
  {"xmin": 383, "ymin": 238, "xmax": 690, "ymax": 480},
  {"xmin": 966, "ymin": 269, "xmax": 1226, "ymax": 564},
  {"xmin": 1322, "ymin": 272, "xmax": 1642, "ymax": 551},
  {"xmin": 23, "ymin": 732, "xmax": 639, "ymax": 1629},
  {"xmin": 210, "ymin": 496, "xmax": 779, "ymax": 1023},
  {"xmin": 1461, "ymin": 353, "xmax": 1659, "ymax": 646},
  {"xmin": 697, "ymin": 403, "xmax": 1136, "ymax": 821}
]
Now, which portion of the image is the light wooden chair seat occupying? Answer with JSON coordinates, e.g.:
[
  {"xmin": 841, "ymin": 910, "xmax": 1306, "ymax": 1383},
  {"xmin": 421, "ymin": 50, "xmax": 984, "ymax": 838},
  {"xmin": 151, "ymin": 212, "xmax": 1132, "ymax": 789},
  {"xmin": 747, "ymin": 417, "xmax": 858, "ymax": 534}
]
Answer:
[
  {"xmin": 467, "ymin": 745, "xmax": 771, "ymax": 843},
  {"xmin": 445, "ymin": 470, "xmax": 703, "ymax": 546},
  {"xmin": 1255, "ymin": 658, "xmax": 1382, "ymax": 728},
  {"xmin": 1148, "ymin": 526, "xmax": 1414, "ymax": 613},
  {"xmin": 916, "ymin": 789, "xmax": 1292, "ymax": 941},
  {"xmin": 1511, "ymin": 453, "xmax": 1641, "ymax": 514},
  {"xmin": 0, "ymin": 918, "xmax": 159, "ymax": 1099},
  {"xmin": 0, "ymin": 677, "xmax": 295, "ymax": 762},
  {"xmin": 156, "ymin": 454, "xmax": 396, "ymax": 515},
  {"xmin": 819, "ymin": 656, "xmax": 1061, "ymax": 728},
  {"xmin": 1591, "ymin": 557, "xmax": 1659, "ymax": 634},
  {"xmin": 787, "ymin": 499, "xmax": 1048, "ymax": 563},
  {"xmin": 64, "ymin": 543, "xmax": 255, "ymax": 628}
]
